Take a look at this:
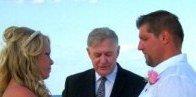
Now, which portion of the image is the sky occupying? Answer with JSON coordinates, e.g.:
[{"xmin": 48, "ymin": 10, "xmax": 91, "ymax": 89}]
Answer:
[{"xmin": 0, "ymin": 0, "xmax": 196, "ymax": 95}]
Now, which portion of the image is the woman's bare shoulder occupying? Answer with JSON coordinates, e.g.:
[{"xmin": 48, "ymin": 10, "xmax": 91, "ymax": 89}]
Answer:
[{"xmin": 3, "ymin": 80, "xmax": 37, "ymax": 97}]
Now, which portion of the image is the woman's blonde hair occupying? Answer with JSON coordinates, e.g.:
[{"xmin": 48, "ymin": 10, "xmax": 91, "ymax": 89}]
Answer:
[{"xmin": 0, "ymin": 26, "xmax": 51, "ymax": 97}]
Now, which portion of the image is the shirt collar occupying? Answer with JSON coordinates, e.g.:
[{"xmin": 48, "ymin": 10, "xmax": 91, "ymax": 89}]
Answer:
[
  {"xmin": 96, "ymin": 64, "xmax": 117, "ymax": 83},
  {"xmin": 153, "ymin": 53, "xmax": 187, "ymax": 75}
]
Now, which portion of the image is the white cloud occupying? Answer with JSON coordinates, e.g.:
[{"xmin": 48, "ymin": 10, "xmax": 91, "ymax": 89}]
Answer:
[
  {"xmin": 14, "ymin": 0, "xmax": 24, "ymax": 3},
  {"xmin": 53, "ymin": 0, "xmax": 61, "ymax": 3},
  {"xmin": 73, "ymin": 0, "xmax": 84, "ymax": 2},
  {"xmin": 120, "ymin": 44, "xmax": 137, "ymax": 53},
  {"xmin": 73, "ymin": 0, "xmax": 99, "ymax": 4},
  {"xmin": 13, "ymin": 0, "xmax": 61, "ymax": 4},
  {"xmin": 89, "ymin": 0, "xmax": 98, "ymax": 4},
  {"xmin": 32, "ymin": 0, "xmax": 45, "ymax": 4}
]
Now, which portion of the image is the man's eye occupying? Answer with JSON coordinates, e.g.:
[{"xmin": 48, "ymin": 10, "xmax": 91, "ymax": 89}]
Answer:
[
  {"xmin": 105, "ymin": 53, "xmax": 113, "ymax": 56},
  {"xmin": 141, "ymin": 37, "xmax": 147, "ymax": 41},
  {"xmin": 94, "ymin": 53, "xmax": 101, "ymax": 57}
]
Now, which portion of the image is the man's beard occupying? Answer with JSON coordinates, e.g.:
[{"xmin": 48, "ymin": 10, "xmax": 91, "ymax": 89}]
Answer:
[
  {"xmin": 145, "ymin": 55, "xmax": 155, "ymax": 67},
  {"xmin": 146, "ymin": 60, "xmax": 152, "ymax": 66}
]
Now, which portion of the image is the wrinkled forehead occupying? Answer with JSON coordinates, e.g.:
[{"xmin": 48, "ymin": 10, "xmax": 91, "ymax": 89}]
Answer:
[{"xmin": 89, "ymin": 38, "xmax": 118, "ymax": 47}]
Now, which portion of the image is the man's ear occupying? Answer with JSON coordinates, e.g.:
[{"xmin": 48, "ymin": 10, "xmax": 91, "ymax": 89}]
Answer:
[
  {"xmin": 160, "ymin": 31, "xmax": 170, "ymax": 44},
  {"xmin": 117, "ymin": 45, "xmax": 120, "ymax": 57},
  {"xmin": 86, "ymin": 47, "xmax": 90, "ymax": 56}
]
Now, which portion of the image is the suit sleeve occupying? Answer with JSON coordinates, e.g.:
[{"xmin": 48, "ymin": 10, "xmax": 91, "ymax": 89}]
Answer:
[{"xmin": 62, "ymin": 77, "xmax": 70, "ymax": 97}]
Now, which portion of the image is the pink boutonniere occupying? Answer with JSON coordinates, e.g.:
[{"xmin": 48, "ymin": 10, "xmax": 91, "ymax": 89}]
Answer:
[{"xmin": 148, "ymin": 70, "xmax": 159, "ymax": 85}]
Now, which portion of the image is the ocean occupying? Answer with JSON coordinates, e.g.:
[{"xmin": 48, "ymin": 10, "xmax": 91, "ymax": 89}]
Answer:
[{"xmin": 52, "ymin": 95, "xmax": 61, "ymax": 97}]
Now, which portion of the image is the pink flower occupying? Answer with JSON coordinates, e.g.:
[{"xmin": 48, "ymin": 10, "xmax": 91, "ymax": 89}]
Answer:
[{"xmin": 148, "ymin": 70, "xmax": 159, "ymax": 85}]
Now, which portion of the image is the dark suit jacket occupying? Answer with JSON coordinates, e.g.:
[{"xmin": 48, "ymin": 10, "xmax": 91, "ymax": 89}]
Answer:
[{"xmin": 62, "ymin": 63, "xmax": 146, "ymax": 97}]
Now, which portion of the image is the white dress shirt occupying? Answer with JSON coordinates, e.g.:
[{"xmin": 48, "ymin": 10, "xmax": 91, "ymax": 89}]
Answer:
[
  {"xmin": 95, "ymin": 64, "xmax": 117, "ymax": 97},
  {"xmin": 139, "ymin": 54, "xmax": 196, "ymax": 97}
]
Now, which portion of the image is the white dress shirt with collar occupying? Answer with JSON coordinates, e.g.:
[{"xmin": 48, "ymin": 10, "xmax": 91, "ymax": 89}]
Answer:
[
  {"xmin": 95, "ymin": 64, "xmax": 117, "ymax": 97},
  {"xmin": 139, "ymin": 54, "xmax": 196, "ymax": 97}
]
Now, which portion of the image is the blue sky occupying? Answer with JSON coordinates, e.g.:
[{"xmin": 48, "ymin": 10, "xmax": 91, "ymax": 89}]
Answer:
[{"xmin": 0, "ymin": 0, "xmax": 196, "ymax": 95}]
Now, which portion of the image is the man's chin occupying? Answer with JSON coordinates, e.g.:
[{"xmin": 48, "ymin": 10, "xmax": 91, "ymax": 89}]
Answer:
[
  {"xmin": 98, "ymin": 71, "xmax": 109, "ymax": 77},
  {"xmin": 146, "ymin": 61, "xmax": 157, "ymax": 67},
  {"xmin": 146, "ymin": 60, "xmax": 152, "ymax": 67}
]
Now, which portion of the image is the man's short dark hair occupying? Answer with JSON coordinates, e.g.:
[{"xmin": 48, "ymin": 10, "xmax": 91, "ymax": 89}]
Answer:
[{"xmin": 136, "ymin": 10, "xmax": 184, "ymax": 48}]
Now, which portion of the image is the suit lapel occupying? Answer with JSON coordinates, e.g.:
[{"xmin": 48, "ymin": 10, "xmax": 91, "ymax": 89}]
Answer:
[
  {"xmin": 83, "ymin": 69, "xmax": 96, "ymax": 97},
  {"xmin": 110, "ymin": 64, "xmax": 125, "ymax": 97}
]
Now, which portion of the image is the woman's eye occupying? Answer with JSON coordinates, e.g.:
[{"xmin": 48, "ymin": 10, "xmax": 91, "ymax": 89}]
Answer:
[{"xmin": 45, "ymin": 52, "xmax": 50, "ymax": 56}]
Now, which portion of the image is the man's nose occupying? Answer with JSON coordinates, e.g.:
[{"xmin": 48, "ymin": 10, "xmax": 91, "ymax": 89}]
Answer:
[
  {"xmin": 138, "ymin": 41, "xmax": 143, "ymax": 50},
  {"xmin": 100, "ymin": 55, "xmax": 107, "ymax": 64}
]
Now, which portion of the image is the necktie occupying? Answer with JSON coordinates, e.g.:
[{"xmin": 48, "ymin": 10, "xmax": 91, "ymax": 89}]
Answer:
[{"xmin": 97, "ymin": 77, "xmax": 107, "ymax": 97}]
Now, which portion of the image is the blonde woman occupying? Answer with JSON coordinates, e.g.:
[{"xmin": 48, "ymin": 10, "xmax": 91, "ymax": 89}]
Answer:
[{"xmin": 0, "ymin": 26, "xmax": 53, "ymax": 97}]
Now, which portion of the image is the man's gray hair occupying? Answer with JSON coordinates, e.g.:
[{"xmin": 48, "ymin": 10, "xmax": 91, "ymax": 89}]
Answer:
[{"xmin": 87, "ymin": 27, "xmax": 118, "ymax": 47}]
